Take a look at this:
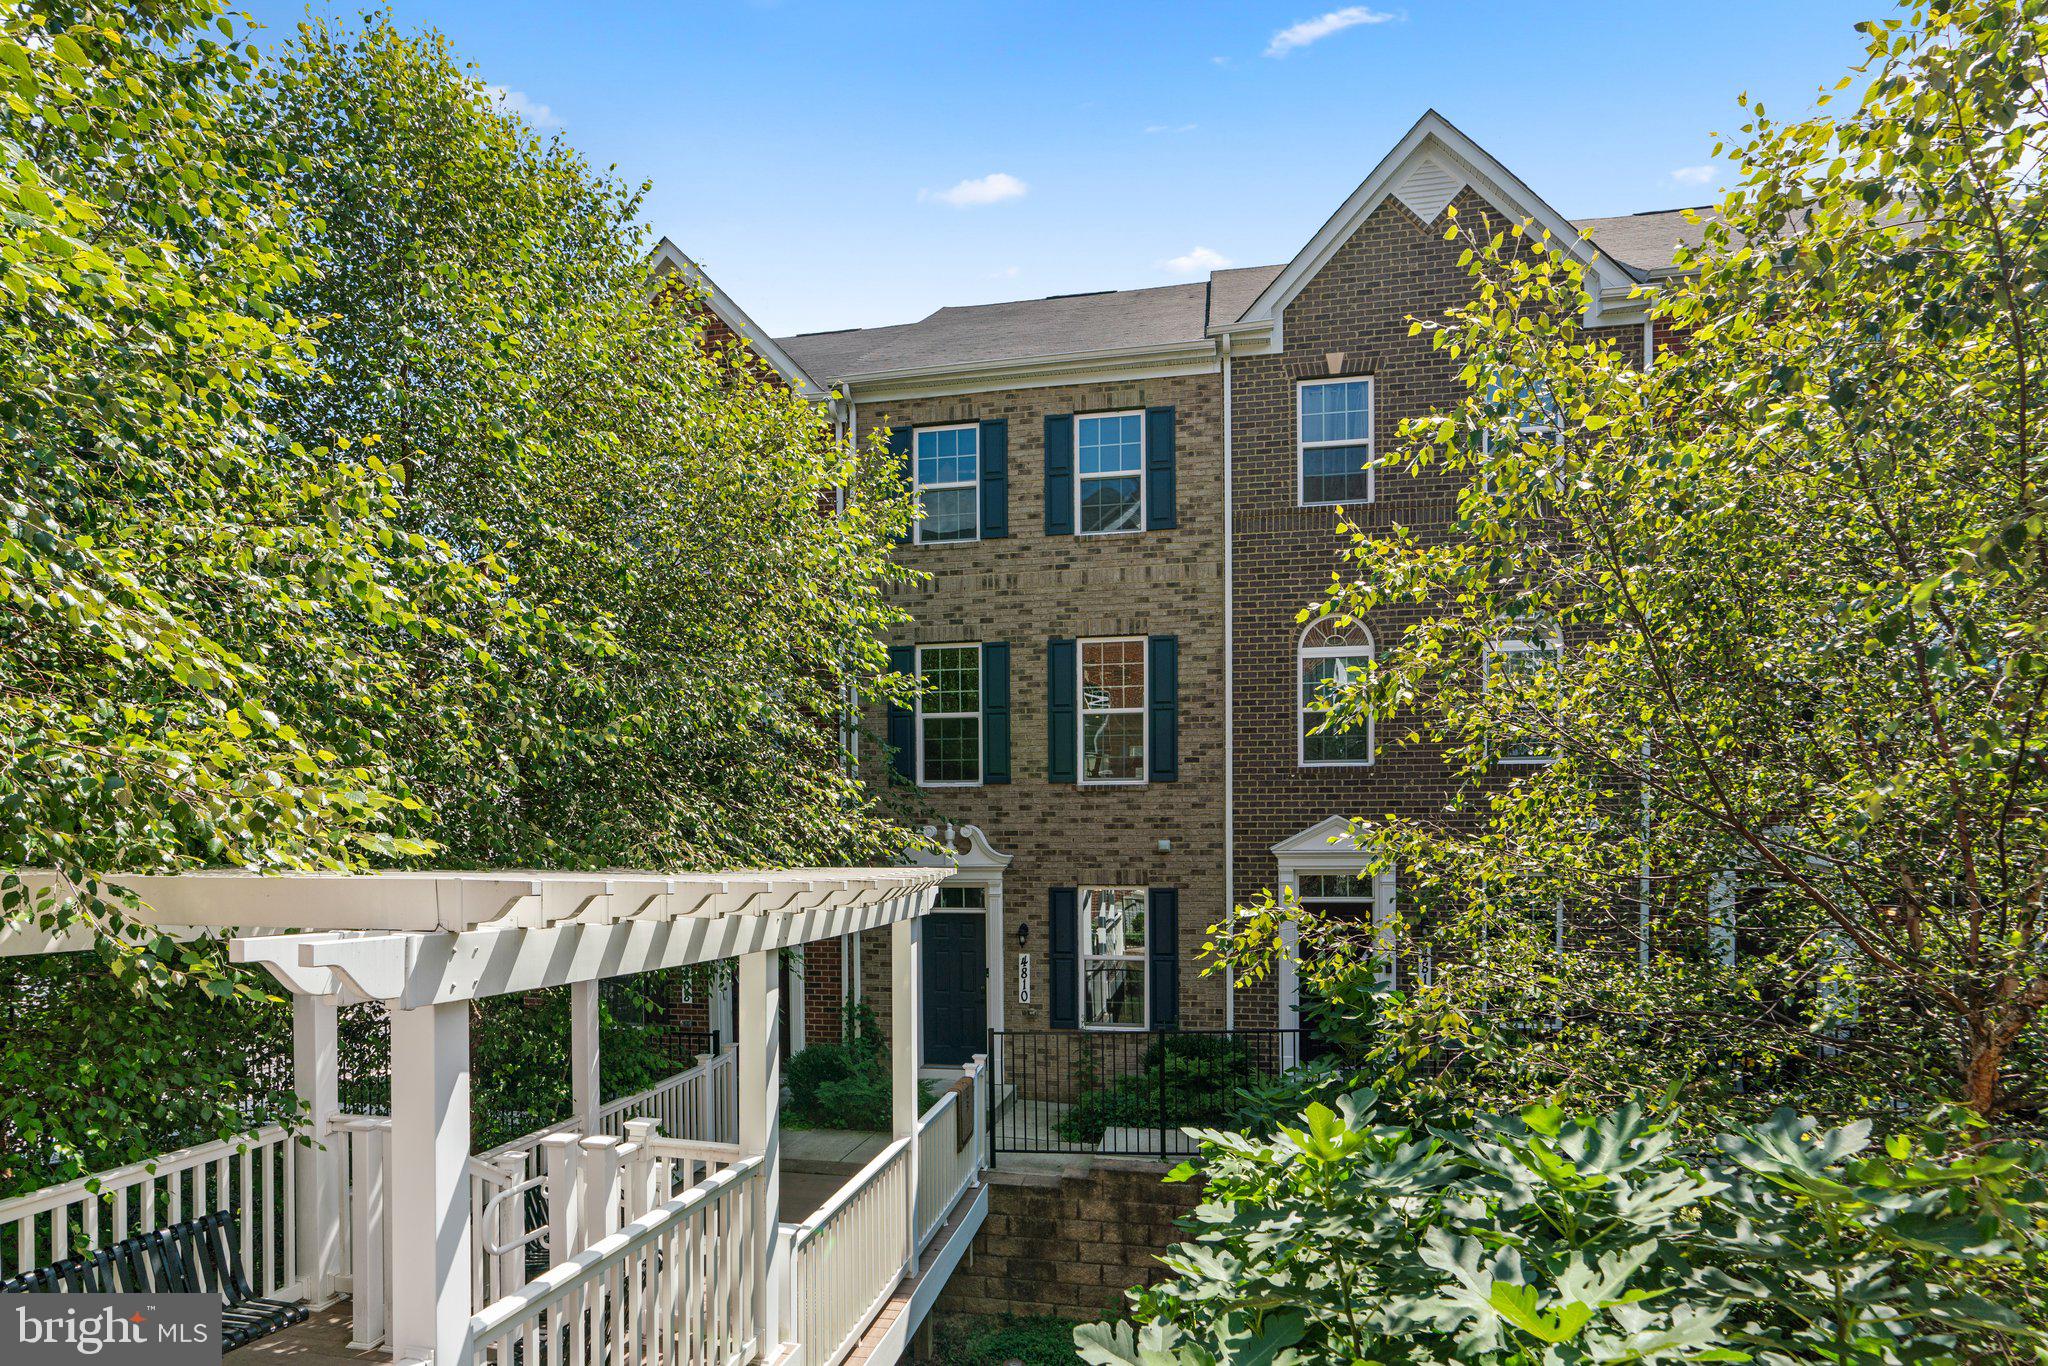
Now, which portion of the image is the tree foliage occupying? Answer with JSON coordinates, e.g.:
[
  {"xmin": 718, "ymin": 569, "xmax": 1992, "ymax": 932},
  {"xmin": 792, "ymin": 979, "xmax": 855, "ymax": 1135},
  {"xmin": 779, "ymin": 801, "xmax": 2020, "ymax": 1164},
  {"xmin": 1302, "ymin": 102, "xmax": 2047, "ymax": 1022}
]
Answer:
[
  {"xmin": 1221, "ymin": 0, "xmax": 2048, "ymax": 1123},
  {"xmin": 1, "ymin": 0, "xmax": 914, "ymax": 1187},
  {"xmin": 1080, "ymin": 1094, "xmax": 2048, "ymax": 1365}
]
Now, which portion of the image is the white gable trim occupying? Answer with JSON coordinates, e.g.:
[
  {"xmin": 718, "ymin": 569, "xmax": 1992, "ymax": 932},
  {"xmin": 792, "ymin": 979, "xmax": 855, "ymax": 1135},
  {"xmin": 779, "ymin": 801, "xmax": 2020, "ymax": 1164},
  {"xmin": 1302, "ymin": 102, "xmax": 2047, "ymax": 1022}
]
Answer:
[
  {"xmin": 648, "ymin": 238, "xmax": 829, "ymax": 399},
  {"xmin": 1222, "ymin": 111, "xmax": 1645, "ymax": 351},
  {"xmin": 1270, "ymin": 813, "xmax": 1370, "ymax": 860}
]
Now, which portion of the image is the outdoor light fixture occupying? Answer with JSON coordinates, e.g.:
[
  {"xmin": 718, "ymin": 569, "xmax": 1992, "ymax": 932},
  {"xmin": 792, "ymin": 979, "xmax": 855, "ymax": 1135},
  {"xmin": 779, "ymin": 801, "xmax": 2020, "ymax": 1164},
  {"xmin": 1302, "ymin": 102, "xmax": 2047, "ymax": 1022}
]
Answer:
[{"xmin": 1015, "ymin": 921, "xmax": 1029, "ymax": 947}]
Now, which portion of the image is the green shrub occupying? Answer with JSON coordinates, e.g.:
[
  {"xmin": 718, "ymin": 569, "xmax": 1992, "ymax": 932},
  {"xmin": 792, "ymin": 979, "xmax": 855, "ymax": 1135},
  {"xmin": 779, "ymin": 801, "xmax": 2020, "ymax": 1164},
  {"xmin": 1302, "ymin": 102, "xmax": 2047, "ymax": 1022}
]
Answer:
[
  {"xmin": 1056, "ymin": 1036, "xmax": 1264, "ymax": 1144},
  {"xmin": 930, "ymin": 1313, "xmax": 1083, "ymax": 1365},
  {"xmin": 784, "ymin": 1001, "xmax": 938, "ymax": 1131},
  {"xmin": 813, "ymin": 1073, "xmax": 891, "ymax": 1132},
  {"xmin": 1077, "ymin": 1093, "xmax": 2048, "ymax": 1364}
]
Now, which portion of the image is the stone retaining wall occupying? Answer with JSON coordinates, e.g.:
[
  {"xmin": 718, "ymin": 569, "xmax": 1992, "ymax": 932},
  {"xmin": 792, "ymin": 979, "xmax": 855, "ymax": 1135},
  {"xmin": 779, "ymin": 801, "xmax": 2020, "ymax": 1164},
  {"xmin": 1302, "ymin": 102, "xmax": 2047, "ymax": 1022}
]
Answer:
[{"xmin": 932, "ymin": 1162, "xmax": 1200, "ymax": 1324}]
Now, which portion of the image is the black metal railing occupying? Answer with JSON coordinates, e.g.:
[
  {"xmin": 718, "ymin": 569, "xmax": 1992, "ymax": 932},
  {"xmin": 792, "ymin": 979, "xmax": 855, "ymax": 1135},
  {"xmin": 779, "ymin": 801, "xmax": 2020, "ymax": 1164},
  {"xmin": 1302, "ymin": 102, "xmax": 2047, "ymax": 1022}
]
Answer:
[{"xmin": 987, "ymin": 1028, "xmax": 1301, "ymax": 1160}]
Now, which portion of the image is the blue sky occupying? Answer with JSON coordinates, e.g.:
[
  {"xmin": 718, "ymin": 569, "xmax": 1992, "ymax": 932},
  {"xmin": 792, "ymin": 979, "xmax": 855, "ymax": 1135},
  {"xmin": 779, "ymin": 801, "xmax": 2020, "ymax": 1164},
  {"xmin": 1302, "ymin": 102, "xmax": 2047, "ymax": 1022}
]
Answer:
[{"xmin": 240, "ymin": 1, "xmax": 1880, "ymax": 337}]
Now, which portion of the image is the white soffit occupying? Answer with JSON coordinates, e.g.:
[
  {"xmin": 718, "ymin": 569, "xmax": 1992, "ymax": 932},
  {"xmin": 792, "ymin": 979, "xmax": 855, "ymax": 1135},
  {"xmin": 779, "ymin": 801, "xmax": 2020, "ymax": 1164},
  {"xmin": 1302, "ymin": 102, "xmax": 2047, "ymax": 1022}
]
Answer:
[{"xmin": 1394, "ymin": 155, "xmax": 1464, "ymax": 226}]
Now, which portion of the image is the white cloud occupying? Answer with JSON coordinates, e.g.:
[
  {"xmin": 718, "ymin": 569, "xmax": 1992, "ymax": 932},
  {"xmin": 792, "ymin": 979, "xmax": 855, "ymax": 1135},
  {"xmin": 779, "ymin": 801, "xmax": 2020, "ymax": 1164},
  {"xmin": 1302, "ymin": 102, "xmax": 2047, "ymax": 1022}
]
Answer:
[
  {"xmin": 1162, "ymin": 246, "xmax": 1232, "ymax": 275},
  {"xmin": 1145, "ymin": 122, "xmax": 1198, "ymax": 135},
  {"xmin": 919, "ymin": 173, "xmax": 1029, "ymax": 208},
  {"xmin": 487, "ymin": 85, "xmax": 558, "ymax": 129},
  {"xmin": 1211, "ymin": 55, "xmax": 1230, "ymax": 67},
  {"xmin": 1266, "ymin": 7, "xmax": 1399, "ymax": 57},
  {"xmin": 992, "ymin": 265, "xmax": 1022, "ymax": 279},
  {"xmin": 1671, "ymin": 164, "xmax": 1716, "ymax": 186}
]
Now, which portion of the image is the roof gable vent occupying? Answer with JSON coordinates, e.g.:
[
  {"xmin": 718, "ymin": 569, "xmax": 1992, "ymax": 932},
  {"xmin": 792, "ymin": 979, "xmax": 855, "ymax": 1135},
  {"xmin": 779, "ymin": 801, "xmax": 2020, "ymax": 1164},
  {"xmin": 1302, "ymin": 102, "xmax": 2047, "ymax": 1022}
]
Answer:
[{"xmin": 1393, "ymin": 155, "xmax": 1464, "ymax": 225}]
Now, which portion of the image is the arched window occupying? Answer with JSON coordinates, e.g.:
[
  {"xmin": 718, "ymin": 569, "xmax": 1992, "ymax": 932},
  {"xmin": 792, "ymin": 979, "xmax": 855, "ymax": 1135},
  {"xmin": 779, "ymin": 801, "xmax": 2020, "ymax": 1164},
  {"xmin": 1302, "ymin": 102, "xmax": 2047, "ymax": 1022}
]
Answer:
[{"xmin": 1299, "ymin": 616, "xmax": 1374, "ymax": 766}]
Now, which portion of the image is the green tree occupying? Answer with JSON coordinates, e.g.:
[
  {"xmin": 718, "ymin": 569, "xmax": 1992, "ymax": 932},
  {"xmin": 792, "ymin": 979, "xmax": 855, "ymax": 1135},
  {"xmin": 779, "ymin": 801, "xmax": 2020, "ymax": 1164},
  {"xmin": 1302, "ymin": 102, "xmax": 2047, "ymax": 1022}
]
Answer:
[
  {"xmin": 0, "ymin": 1, "xmax": 915, "ymax": 1189},
  {"xmin": 1221, "ymin": 0, "xmax": 2048, "ymax": 1124},
  {"xmin": 243, "ymin": 14, "xmax": 917, "ymax": 870}
]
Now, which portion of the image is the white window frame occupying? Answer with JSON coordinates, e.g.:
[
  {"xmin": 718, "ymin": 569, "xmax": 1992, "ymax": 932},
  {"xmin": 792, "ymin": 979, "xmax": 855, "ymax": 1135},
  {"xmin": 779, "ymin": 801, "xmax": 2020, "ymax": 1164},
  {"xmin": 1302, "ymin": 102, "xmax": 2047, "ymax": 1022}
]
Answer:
[
  {"xmin": 1298, "ymin": 616, "xmax": 1374, "ymax": 768},
  {"xmin": 1482, "ymin": 630, "xmax": 1563, "ymax": 766},
  {"xmin": 914, "ymin": 643, "xmax": 983, "ymax": 788},
  {"xmin": 1297, "ymin": 376, "xmax": 1376, "ymax": 508},
  {"xmin": 1074, "ymin": 410, "xmax": 1147, "ymax": 537},
  {"xmin": 1077, "ymin": 635, "xmax": 1148, "ymax": 787},
  {"xmin": 1079, "ymin": 885, "xmax": 1149, "ymax": 1032},
  {"xmin": 911, "ymin": 423, "xmax": 981, "ymax": 546}
]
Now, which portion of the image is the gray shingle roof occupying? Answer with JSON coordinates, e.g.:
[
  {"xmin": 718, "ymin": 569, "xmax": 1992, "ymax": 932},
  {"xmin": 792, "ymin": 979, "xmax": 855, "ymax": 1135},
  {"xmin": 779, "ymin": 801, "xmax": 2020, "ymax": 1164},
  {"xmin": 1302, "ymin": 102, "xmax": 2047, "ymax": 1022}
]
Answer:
[
  {"xmin": 779, "ymin": 280, "xmax": 1218, "ymax": 382},
  {"xmin": 1571, "ymin": 206, "xmax": 1720, "ymax": 277},
  {"xmin": 776, "ymin": 207, "xmax": 1716, "ymax": 383}
]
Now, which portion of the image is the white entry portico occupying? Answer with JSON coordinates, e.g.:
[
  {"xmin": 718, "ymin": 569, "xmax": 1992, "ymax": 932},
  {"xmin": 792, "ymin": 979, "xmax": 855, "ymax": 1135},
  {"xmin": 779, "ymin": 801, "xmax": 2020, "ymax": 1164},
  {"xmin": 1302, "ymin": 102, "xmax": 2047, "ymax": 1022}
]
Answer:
[{"xmin": 1271, "ymin": 817, "xmax": 1398, "ymax": 1049}]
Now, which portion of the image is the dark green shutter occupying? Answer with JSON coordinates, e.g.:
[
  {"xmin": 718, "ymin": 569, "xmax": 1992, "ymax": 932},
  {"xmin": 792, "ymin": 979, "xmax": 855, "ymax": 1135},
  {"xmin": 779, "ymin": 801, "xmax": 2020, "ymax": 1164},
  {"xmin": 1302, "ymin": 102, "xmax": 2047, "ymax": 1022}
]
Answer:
[
  {"xmin": 886, "ymin": 644, "xmax": 915, "ymax": 782},
  {"xmin": 979, "ymin": 420, "xmax": 1008, "ymax": 539},
  {"xmin": 1046, "ymin": 637, "xmax": 1077, "ymax": 783},
  {"xmin": 1043, "ymin": 415, "xmax": 1074, "ymax": 536},
  {"xmin": 981, "ymin": 642, "xmax": 1010, "ymax": 784},
  {"xmin": 887, "ymin": 425, "xmax": 914, "ymax": 544},
  {"xmin": 1049, "ymin": 887, "xmax": 1079, "ymax": 1029},
  {"xmin": 1147, "ymin": 635, "xmax": 1179, "ymax": 782},
  {"xmin": 1148, "ymin": 888, "xmax": 1179, "ymax": 1030},
  {"xmin": 1145, "ymin": 406, "xmax": 1176, "ymax": 530}
]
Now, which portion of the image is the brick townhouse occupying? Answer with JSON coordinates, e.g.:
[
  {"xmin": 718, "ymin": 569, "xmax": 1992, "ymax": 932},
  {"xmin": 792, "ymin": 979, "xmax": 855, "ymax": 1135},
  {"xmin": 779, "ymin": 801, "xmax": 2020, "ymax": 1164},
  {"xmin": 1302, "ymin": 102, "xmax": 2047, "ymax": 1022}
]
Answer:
[{"xmin": 672, "ymin": 112, "xmax": 1707, "ymax": 1074}]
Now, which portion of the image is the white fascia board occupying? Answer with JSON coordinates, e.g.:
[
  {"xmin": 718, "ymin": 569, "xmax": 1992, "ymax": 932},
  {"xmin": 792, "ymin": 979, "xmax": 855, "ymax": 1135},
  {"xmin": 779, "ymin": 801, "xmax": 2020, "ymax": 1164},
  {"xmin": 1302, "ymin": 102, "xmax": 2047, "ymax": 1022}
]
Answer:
[
  {"xmin": 836, "ymin": 338, "xmax": 1220, "ymax": 403},
  {"xmin": 1219, "ymin": 111, "xmax": 1648, "ymax": 346},
  {"xmin": 647, "ymin": 238, "xmax": 832, "ymax": 400}
]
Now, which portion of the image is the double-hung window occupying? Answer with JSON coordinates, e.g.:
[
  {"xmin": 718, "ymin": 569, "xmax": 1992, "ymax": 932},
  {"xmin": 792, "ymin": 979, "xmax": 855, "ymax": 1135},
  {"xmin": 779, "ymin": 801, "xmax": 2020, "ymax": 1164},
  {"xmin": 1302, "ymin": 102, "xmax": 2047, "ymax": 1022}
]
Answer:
[
  {"xmin": 1081, "ymin": 887, "xmax": 1147, "ymax": 1029},
  {"xmin": 1079, "ymin": 637, "xmax": 1146, "ymax": 783},
  {"xmin": 1298, "ymin": 378, "xmax": 1374, "ymax": 506},
  {"xmin": 1482, "ymin": 632, "xmax": 1562, "ymax": 764},
  {"xmin": 914, "ymin": 425, "xmax": 980, "ymax": 544},
  {"xmin": 1076, "ymin": 412, "xmax": 1144, "ymax": 534},
  {"xmin": 916, "ymin": 644, "xmax": 982, "ymax": 785}
]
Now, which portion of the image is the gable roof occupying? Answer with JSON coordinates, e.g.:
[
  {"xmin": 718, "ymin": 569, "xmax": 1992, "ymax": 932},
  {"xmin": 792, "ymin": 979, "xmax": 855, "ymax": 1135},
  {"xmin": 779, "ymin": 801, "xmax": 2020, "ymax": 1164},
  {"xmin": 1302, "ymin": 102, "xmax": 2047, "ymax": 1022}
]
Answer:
[
  {"xmin": 776, "ymin": 112, "xmax": 1710, "ymax": 388},
  {"xmin": 1227, "ymin": 110, "xmax": 1652, "ymax": 344},
  {"xmin": 647, "ymin": 238, "xmax": 828, "ymax": 398}
]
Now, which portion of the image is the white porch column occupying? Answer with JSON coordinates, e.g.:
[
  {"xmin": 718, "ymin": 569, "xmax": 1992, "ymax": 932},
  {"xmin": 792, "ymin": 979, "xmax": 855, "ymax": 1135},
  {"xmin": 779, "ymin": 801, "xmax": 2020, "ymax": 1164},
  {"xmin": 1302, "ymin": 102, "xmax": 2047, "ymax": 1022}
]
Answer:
[
  {"xmin": 890, "ymin": 916, "xmax": 923, "ymax": 1272},
  {"xmin": 737, "ymin": 948, "xmax": 782, "ymax": 1353},
  {"xmin": 389, "ymin": 998, "xmax": 472, "ymax": 1366},
  {"xmin": 570, "ymin": 978, "xmax": 601, "ymax": 1133},
  {"xmin": 291, "ymin": 995, "xmax": 343, "ymax": 1305}
]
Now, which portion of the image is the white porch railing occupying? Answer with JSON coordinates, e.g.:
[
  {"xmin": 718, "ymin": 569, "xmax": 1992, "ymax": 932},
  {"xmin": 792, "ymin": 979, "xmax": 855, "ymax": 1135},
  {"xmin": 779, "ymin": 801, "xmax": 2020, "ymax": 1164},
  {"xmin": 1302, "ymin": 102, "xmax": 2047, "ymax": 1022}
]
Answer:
[
  {"xmin": 914, "ymin": 1054, "xmax": 988, "ymax": 1254},
  {"xmin": 474, "ymin": 1047, "xmax": 741, "ymax": 1183},
  {"xmin": 0, "ymin": 1125, "xmax": 302, "ymax": 1296},
  {"xmin": 783, "ymin": 1137, "xmax": 912, "ymax": 1366},
  {"xmin": 335, "ymin": 1048, "xmax": 741, "ymax": 1349},
  {"xmin": 468, "ymin": 1155, "xmax": 762, "ymax": 1366}
]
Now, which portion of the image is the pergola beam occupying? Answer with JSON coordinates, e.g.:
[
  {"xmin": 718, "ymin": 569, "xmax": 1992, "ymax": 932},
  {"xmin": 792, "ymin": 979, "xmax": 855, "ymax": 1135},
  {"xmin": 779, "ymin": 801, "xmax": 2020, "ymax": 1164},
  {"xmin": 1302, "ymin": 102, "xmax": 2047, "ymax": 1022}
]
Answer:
[
  {"xmin": 228, "ymin": 885, "xmax": 940, "ymax": 1005},
  {"xmin": 7, "ymin": 867, "xmax": 940, "ymax": 943}
]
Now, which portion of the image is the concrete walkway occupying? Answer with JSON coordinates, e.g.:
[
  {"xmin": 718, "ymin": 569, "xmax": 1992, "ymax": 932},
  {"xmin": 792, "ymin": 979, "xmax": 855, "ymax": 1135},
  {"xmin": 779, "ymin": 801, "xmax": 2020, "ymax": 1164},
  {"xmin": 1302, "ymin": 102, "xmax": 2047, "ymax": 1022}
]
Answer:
[
  {"xmin": 779, "ymin": 1127, "xmax": 889, "ymax": 1223},
  {"xmin": 783, "ymin": 1127, "xmax": 888, "ymax": 1167}
]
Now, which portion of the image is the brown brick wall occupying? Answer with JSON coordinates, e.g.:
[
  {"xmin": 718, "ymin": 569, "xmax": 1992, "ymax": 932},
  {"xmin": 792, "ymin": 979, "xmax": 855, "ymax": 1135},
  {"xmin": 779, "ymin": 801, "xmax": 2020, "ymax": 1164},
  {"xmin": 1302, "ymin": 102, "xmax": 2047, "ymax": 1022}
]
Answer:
[
  {"xmin": 1229, "ymin": 188, "xmax": 1648, "ymax": 1027},
  {"xmin": 930, "ymin": 1166, "xmax": 1199, "ymax": 1325},
  {"xmin": 842, "ymin": 372, "xmax": 1230, "ymax": 1047},
  {"xmin": 801, "ymin": 938, "xmax": 844, "ymax": 1045}
]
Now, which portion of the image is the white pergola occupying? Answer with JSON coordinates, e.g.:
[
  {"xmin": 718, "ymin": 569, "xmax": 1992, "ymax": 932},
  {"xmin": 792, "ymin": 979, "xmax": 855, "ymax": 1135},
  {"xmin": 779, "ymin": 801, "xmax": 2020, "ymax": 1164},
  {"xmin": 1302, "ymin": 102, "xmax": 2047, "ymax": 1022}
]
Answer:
[{"xmin": 10, "ymin": 867, "xmax": 945, "ymax": 1366}]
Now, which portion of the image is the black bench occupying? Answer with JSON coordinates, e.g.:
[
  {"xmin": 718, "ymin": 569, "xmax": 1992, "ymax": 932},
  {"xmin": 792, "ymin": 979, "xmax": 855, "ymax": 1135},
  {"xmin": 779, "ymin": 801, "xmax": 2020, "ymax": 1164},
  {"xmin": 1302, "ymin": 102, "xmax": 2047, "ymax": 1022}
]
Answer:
[{"xmin": 1, "ymin": 1210, "xmax": 309, "ymax": 1351}]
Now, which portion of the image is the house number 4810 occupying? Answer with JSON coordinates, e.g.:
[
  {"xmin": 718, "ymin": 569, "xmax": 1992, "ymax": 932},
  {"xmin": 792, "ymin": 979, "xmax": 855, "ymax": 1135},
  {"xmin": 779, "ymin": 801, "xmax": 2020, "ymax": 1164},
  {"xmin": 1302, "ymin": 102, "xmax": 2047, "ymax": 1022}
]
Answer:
[{"xmin": 1016, "ymin": 953, "xmax": 1032, "ymax": 1005}]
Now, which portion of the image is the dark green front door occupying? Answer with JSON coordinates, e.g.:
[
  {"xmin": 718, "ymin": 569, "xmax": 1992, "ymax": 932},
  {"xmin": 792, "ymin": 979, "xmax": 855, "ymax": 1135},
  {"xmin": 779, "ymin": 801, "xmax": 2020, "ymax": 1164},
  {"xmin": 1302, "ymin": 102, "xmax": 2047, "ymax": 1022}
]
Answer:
[{"xmin": 922, "ymin": 912, "xmax": 987, "ymax": 1066}]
